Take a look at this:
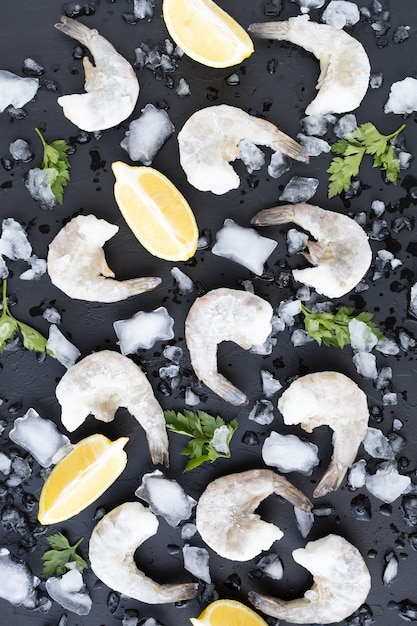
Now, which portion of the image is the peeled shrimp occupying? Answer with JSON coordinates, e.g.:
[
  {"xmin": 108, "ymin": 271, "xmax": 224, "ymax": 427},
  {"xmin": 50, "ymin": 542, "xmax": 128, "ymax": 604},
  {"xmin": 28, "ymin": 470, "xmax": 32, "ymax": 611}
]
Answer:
[
  {"xmin": 55, "ymin": 350, "xmax": 169, "ymax": 466},
  {"xmin": 251, "ymin": 203, "xmax": 372, "ymax": 298},
  {"xmin": 249, "ymin": 534, "xmax": 371, "ymax": 624},
  {"xmin": 47, "ymin": 214, "xmax": 161, "ymax": 302},
  {"xmin": 177, "ymin": 104, "xmax": 308, "ymax": 195},
  {"xmin": 89, "ymin": 502, "xmax": 198, "ymax": 604},
  {"xmin": 248, "ymin": 14, "xmax": 370, "ymax": 116},
  {"xmin": 185, "ymin": 287, "xmax": 273, "ymax": 406},
  {"xmin": 55, "ymin": 16, "xmax": 139, "ymax": 131},
  {"xmin": 196, "ymin": 469, "xmax": 312, "ymax": 561},
  {"xmin": 278, "ymin": 371, "xmax": 369, "ymax": 498}
]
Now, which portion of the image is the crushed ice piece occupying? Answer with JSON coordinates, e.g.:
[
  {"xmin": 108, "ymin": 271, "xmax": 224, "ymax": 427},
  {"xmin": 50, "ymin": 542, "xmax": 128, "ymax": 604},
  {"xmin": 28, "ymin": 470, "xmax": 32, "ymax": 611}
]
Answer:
[
  {"xmin": 375, "ymin": 338, "xmax": 400, "ymax": 356},
  {"xmin": 382, "ymin": 392, "xmax": 397, "ymax": 406},
  {"xmin": 114, "ymin": 306, "xmax": 175, "ymax": 354},
  {"xmin": 45, "ymin": 568, "xmax": 92, "ymax": 616},
  {"xmin": 322, "ymin": 1, "xmax": 359, "ymax": 28},
  {"xmin": 20, "ymin": 255, "xmax": 47, "ymax": 280},
  {"xmin": 46, "ymin": 324, "xmax": 81, "ymax": 368},
  {"xmin": 248, "ymin": 399, "xmax": 275, "ymax": 425},
  {"xmin": 212, "ymin": 219, "xmax": 277, "ymax": 276},
  {"xmin": 182, "ymin": 545, "xmax": 211, "ymax": 583},
  {"xmin": 393, "ymin": 25, "xmax": 410, "ymax": 44},
  {"xmin": 290, "ymin": 0, "xmax": 325, "ymax": 13},
  {"xmin": 398, "ymin": 150, "xmax": 413, "ymax": 169},
  {"xmin": 278, "ymin": 299, "xmax": 302, "ymax": 327},
  {"xmin": 333, "ymin": 113, "xmax": 357, "ymax": 138},
  {"xmin": 371, "ymin": 199, "xmax": 385, "ymax": 216},
  {"xmin": 370, "ymin": 72, "xmax": 383, "ymax": 89},
  {"xmin": 267, "ymin": 150, "xmax": 291, "ymax": 178},
  {"xmin": 291, "ymin": 328, "xmax": 315, "ymax": 346},
  {"xmin": 393, "ymin": 418, "xmax": 403, "ymax": 432},
  {"xmin": 296, "ymin": 285, "xmax": 311, "ymax": 301},
  {"xmin": 0, "ymin": 218, "xmax": 32, "ymax": 261},
  {"xmin": 210, "ymin": 425, "xmax": 231, "ymax": 454},
  {"xmin": 43, "ymin": 307, "xmax": 61, "ymax": 324},
  {"xmin": 0, "ymin": 548, "xmax": 38, "ymax": 608},
  {"xmin": 410, "ymin": 283, "xmax": 417, "ymax": 319},
  {"xmin": 120, "ymin": 104, "xmax": 174, "ymax": 165},
  {"xmin": 294, "ymin": 506, "xmax": 314, "ymax": 538},
  {"xmin": 135, "ymin": 470, "xmax": 196, "ymax": 527},
  {"xmin": 250, "ymin": 335, "xmax": 276, "ymax": 356},
  {"xmin": 22, "ymin": 58, "xmax": 44, "ymax": 76},
  {"xmin": 0, "ymin": 256, "xmax": 8, "ymax": 279},
  {"xmin": 25, "ymin": 167, "xmax": 57, "ymax": 210},
  {"xmin": 384, "ymin": 77, "xmax": 417, "ymax": 115},
  {"xmin": 279, "ymin": 176, "xmax": 319, "ymax": 202},
  {"xmin": 349, "ymin": 319, "xmax": 378, "ymax": 352},
  {"xmin": 0, "ymin": 70, "xmax": 39, "ymax": 113},
  {"xmin": 0, "ymin": 452, "xmax": 11, "ymax": 475},
  {"xmin": 262, "ymin": 431, "xmax": 319, "ymax": 474},
  {"xmin": 347, "ymin": 459, "xmax": 367, "ymax": 490},
  {"xmin": 163, "ymin": 344, "xmax": 182, "ymax": 364},
  {"xmin": 171, "ymin": 266, "xmax": 194, "ymax": 293},
  {"xmin": 297, "ymin": 133, "xmax": 330, "ymax": 156},
  {"xmin": 287, "ymin": 228, "xmax": 308, "ymax": 254},
  {"xmin": 399, "ymin": 329, "xmax": 416, "ymax": 351},
  {"xmin": 365, "ymin": 461, "xmax": 411, "ymax": 503},
  {"xmin": 363, "ymin": 427, "xmax": 395, "ymax": 460},
  {"xmin": 375, "ymin": 366, "xmax": 392, "ymax": 390},
  {"xmin": 260, "ymin": 370, "xmax": 282, "ymax": 398},
  {"xmin": 133, "ymin": 0, "xmax": 154, "ymax": 19},
  {"xmin": 383, "ymin": 551, "xmax": 398, "ymax": 586},
  {"xmin": 176, "ymin": 77, "xmax": 191, "ymax": 97},
  {"xmin": 300, "ymin": 114, "xmax": 328, "ymax": 136},
  {"xmin": 185, "ymin": 387, "xmax": 200, "ymax": 406},
  {"xmin": 181, "ymin": 523, "xmax": 197, "ymax": 540},
  {"xmin": 352, "ymin": 351, "xmax": 378, "ymax": 380},
  {"xmin": 238, "ymin": 139, "xmax": 266, "ymax": 173},
  {"xmin": 9, "ymin": 139, "xmax": 33, "ymax": 162},
  {"xmin": 256, "ymin": 553, "xmax": 283, "ymax": 580},
  {"xmin": 9, "ymin": 408, "xmax": 70, "ymax": 468}
]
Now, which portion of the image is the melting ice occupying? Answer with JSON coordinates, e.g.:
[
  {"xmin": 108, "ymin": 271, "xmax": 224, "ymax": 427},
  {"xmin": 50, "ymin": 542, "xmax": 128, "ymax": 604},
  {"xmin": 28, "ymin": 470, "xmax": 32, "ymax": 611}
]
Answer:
[
  {"xmin": 262, "ymin": 431, "xmax": 319, "ymax": 474},
  {"xmin": 279, "ymin": 176, "xmax": 319, "ymax": 203},
  {"xmin": 0, "ymin": 70, "xmax": 39, "ymax": 112},
  {"xmin": 114, "ymin": 307, "xmax": 175, "ymax": 354},
  {"xmin": 47, "ymin": 324, "xmax": 81, "ymax": 368},
  {"xmin": 260, "ymin": 369, "xmax": 282, "ymax": 398},
  {"xmin": 135, "ymin": 470, "xmax": 196, "ymax": 527},
  {"xmin": 171, "ymin": 266, "xmax": 194, "ymax": 293},
  {"xmin": 45, "ymin": 568, "xmax": 92, "ymax": 615},
  {"xmin": 25, "ymin": 168, "xmax": 57, "ymax": 210},
  {"xmin": 120, "ymin": 104, "xmax": 174, "ymax": 165},
  {"xmin": 384, "ymin": 77, "xmax": 417, "ymax": 115},
  {"xmin": 365, "ymin": 461, "xmax": 411, "ymax": 503},
  {"xmin": 0, "ymin": 548, "xmax": 38, "ymax": 608},
  {"xmin": 363, "ymin": 427, "xmax": 395, "ymax": 460},
  {"xmin": 321, "ymin": 1, "xmax": 360, "ymax": 28},
  {"xmin": 248, "ymin": 399, "xmax": 275, "ymax": 425},
  {"xmin": 237, "ymin": 139, "xmax": 265, "ymax": 173},
  {"xmin": 182, "ymin": 544, "xmax": 211, "ymax": 583},
  {"xmin": 256, "ymin": 553, "xmax": 283, "ymax": 580}
]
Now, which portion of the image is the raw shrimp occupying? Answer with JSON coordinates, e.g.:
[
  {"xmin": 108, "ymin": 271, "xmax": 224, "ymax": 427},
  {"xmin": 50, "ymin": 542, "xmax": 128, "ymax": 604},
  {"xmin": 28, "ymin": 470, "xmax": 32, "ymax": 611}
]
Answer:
[
  {"xmin": 249, "ymin": 534, "xmax": 371, "ymax": 624},
  {"xmin": 89, "ymin": 502, "xmax": 198, "ymax": 604},
  {"xmin": 55, "ymin": 16, "xmax": 139, "ymax": 131},
  {"xmin": 47, "ymin": 214, "xmax": 161, "ymax": 302},
  {"xmin": 251, "ymin": 203, "xmax": 372, "ymax": 298},
  {"xmin": 185, "ymin": 287, "xmax": 273, "ymax": 405},
  {"xmin": 196, "ymin": 469, "xmax": 312, "ymax": 561},
  {"xmin": 277, "ymin": 371, "xmax": 369, "ymax": 498},
  {"xmin": 248, "ymin": 14, "xmax": 370, "ymax": 116},
  {"xmin": 55, "ymin": 350, "xmax": 169, "ymax": 467},
  {"xmin": 177, "ymin": 104, "xmax": 308, "ymax": 195}
]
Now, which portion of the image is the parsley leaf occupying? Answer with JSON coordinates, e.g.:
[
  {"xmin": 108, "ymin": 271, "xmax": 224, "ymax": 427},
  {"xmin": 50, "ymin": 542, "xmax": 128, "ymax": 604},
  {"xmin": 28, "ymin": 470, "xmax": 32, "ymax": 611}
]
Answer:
[
  {"xmin": 35, "ymin": 128, "xmax": 71, "ymax": 204},
  {"xmin": 41, "ymin": 533, "xmax": 88, "ymax": 577},
  {"xmin": 327, "ymin": 122, "xmax": 406, "ymax": 198},
  {"xmin": 164, "ymin": 409, "xmax": 238, "ymax": 471}
]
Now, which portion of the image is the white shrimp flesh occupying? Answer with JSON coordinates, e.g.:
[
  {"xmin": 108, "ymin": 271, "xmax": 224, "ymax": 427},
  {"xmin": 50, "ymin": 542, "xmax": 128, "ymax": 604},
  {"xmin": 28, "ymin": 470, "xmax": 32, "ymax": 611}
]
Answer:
[
  {"xmin": 185, "ymin": 287, "xmax": 273, "ymax": 406},
  {"xmin": 248, "ymin": 14, "xmax": 370, "ymax": 116},
  {"xmin": 177, "ymin": 104, "xmax": 308, "ymax": 195},
  {"xmin": 249, "ymin": 533, "xmax": 371, "ymax": 624},
  {"xmin": 196, "ymin": 469, "xmax": 312, "ymax": 561},
  {"xmin": 55, "ymin": 16, "xmax": 139, "ymax": 131},
  {"xmin": 89, "ymin": 502, "xmax": 198, "ymax": 604},
  {"xmin": 277, "ymin": 371, "xmax": 369, "ymax": 498},
  {"xmin": 251, "ymin": 203, "xmax": 372, "ymax": 298},
  {"xmin": 55, "ymin": 350, "xmax": 169, "ymax": 467},
  {"xmin": 47, "ymin": 214, "xmax": 161, "ymax": 302}
]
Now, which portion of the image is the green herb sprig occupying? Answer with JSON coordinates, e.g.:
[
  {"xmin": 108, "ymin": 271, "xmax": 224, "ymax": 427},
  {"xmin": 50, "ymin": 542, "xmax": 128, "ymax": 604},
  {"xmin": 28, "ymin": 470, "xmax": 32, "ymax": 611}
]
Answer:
[
  {"xmin": 301, "ymin": 304, "xmax": 385, "ymax": 349},
  {"xmin": 164, "ymin": 409, "xmax": 238, "ymax": 471},
  {"xmin": 35, "ymin": 127, "xmax": 71, "ymax": 204},
  {"xmin": 41, "ymin": 533, "xmax": 88, "ymax": 577},
  {"xmin": 327, "ymin": 122, "xmax": 406, "ymax": 198}
]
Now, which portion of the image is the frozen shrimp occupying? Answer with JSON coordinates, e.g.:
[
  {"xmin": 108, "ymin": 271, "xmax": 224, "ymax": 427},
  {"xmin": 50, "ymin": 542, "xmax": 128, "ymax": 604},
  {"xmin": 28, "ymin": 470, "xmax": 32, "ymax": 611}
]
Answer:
[
  {"xmin": 89, "ymin": 502, "xmax": 198, "ymax": 604},
  {"xmin": 248, "ymin": 15, "xmax": 370, "ymax": 116},
  {"xmin": 47, "ymin": 214, "xmax": 161, "ymax": 302},
  {"xmin": 196, "ymin": 469, "xmax": 312, "ymax": 561},
  {"xmin": 278, "ymin": 371, "xmax": 369, "ymax": 498},
  {"xmin": 177, "ymin": 104, "xmax": 308, "ymax": 195},
  {"xmin": 55, "ymin": 350, "xmax": 169, "ymax": 466},
  {"xmin": 55, "ymin": 16, "xmax": 139, "ymax": 131},
  {"xmin": 249, "ymin": 534, "xmax": 371, "ymax": 624},
  {"xmin": 185, "ymin": 287, "xmax": 273, "ymax": 406},
  {"xmin": 251, "ymin": 203, "xmax": 372, "ymax": 298}
]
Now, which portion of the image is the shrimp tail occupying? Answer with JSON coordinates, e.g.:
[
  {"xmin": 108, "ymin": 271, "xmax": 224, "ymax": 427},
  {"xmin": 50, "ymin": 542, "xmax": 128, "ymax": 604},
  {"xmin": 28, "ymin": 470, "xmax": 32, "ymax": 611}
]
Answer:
[
  {"xmin": 248, "ymin": 591, "xmax": 288, "ymax": 619},
  {"xmin": 251, "ymin": 206, "xmax": 296, "ymax": 226},
  {"xmin": 248, "ymin": 22, "xmax": 290, "ymax": 41},
  {"xmin": 147, "ymin": 437, "xmax": 169, "ymax": 468},
  {"xmin": 273, "ymin": 476, "xmax": 312, "ymax": 513},
  {"xmin": 120, "ymin": 277, "xmax": 162, "ymax": 297},
  {"xmin": 55, "ymin": 15, "xmax": 95, "ymax": 45},
  {"xmin": 156, "ymin": 582, "xmax": 199, "ymax": 603},
  {"xmin": 208, "ymin": 374, "xmax": 248, "ymax": 406},
  {"xmin": 313, "ymin": 460, "xmax": 345, "ymax": 498}
]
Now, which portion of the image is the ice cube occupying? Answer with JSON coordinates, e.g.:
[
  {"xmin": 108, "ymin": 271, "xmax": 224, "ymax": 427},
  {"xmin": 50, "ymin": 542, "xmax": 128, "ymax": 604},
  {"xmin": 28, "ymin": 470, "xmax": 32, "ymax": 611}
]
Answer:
[
  {"xmin": 120, "ymin": 104, "xmax": 174, "ymax": 165},
  {"xmin": 349, "ymin": 319, "xmax": 378, "ymax": 352},
  {"xmin": 382, "ymin": 392, "xmax": 397, "ymax": 406},
  {"xmin": 365, "ymin": 461, "xmax": 411, "ymax": 503},
  {"xmin": 163, "ymin": 344, "xmax": 183, "ymax": 364},
  {"xmin": 0, "ymin": 452, "xmax": 11, "ymax": 475},
  {"xmin": 262, "ymin": 431, "xmax": 319, "ymax": 474},
  {"xmin": 45, "ymin": 568, "xmax": 92, "ymax": 616},
  {"xmin": 278, "ymin": 299, "xmax": 302, "ymax": 327},
  {"xmin": 375, "ymin": 366, "xmax": 392, "ymax": 390},
  {"xmin": 333, "ymin": 113, "xmax": 357, "ymax": 138},
  {"xmin": 171, "ymin": 266, "xmax": 194, "ymax": 293},
  {"xmin": 9, "ymin": 408, "xmax": 70, "ymax": 468},
  {"xmin": 182, "ymin": 544, "xmax": 211, "ymax": 583},
  {"xmin": 260, "ymin": 370, "xmax": 282, "ymax": 398},
  {"xmin": 363, "ymin": 427, "xmax": 395, "ymax": 460},
  {"xmin": 279, "ymin": 176, "xmax": 319, "ymax": 202},
  {"xmin": 321, "ymin": 1, "xmax": 360, "ymax": 28},
  {"xmin": 0, "ymin": 218, "xmax": 32, "ymax": 261},
  {"xmin": 256, "ymin": 553, "xmax": 283, "ymax": 580},
  {"xmin": 133, "ymin": 0, "xmax": 154, "ymax": 19},
  {"xmin": 25, "ymin": 167, "xmax": 57, "ymax": 210},
  {"xmin": 294, "ymin": 506, "xmax": 314, "ymax": 538},
  {"xmin": 185, "ymin": 387, "xmax": 200, "ymax": 406},
  {"xmin": 19, "ymin": 255, "xmax": 47, "ymax": 280},
  {"xmin": 181, "ymin": 523, "xmax": 197, "ymax": 540},
  {"xmin": 114, "ymin": 307, "xmax": 175, "ymax": 354},
  {"xmin": 347, "ymin": 459, "xmax": 367, "ymax": 490},
  {"xmin": 370, "ymin": 72, "xmax": 383, "ymax": 89},
  {"xmin": 384, "ymin": 77, "xmax": 417, "ymax": 115},
  {"xmin": 47, "ymin": 324, "xmax": 80, "ymax": 368},
  {"xmin": 299, "ymin": 114, "xmax": 328, "ymax": 136},
  {"xmin": 375, "ymin": 338, "xmax": 400, "ymax": 356},
  {"xmin": 267, "ymin": 150, "xmax": 291, "ymax": 178},
  {"xmin": 212, "ymin": 219, "xmax": 277, "ymax": 276},
  {"xmin": 410, "ymin": 282, "xmax": 417, "ymax": 319},
  {"xmin": 9, "ymin": 139, "xmax": 34, "ymax": 162},
  {"xmin": 291, "ymin": 328, "xmax": 315, "ymax": 346},
  {"xmin": 297, "ymin": 133, "xmax": 330, "ymax": 156},
  {"xmin": 286, "ymin": 228, "xmax": 308, "ymax": 254},
  {"xmin": 0, "ymin": 70, "xmax": 39, "ymax": 112},
  {"xmin": 382, "ymin": 551, "xmax": 398, "ymax": 586},
  {"xmin": 237, "ymin": 139, "xmax": 266, "ymax": 173},
  {"xmin": 248, "ymin": 399, "xmax": 275, "ymax": 425},
  {"xmin": 175, "ymin": 77, "xmax": 191, "ymax": 97},
  {"xmin": 210, "ymin": 424, "xmax": 231, "ymax": 454},
  {"xmin": 0, "ymin": 255, "xmax": 8, "ymax": 279},
  {"xmin": 43, "ymin": 307, "xmax": 62, "ymax": 324},
  {"xmin": 352, "ymin": 351, "xmax": 378, "ymax": 380},
  {"xmin": 290, "ymin": 0, "xmax": 325, "ymax": 13},
  {"xmin": 135, "ymin": 470, "xmax": 196, "ymax": 527},
  {"xmin": 0, "ymin": 548, "xmax": 38, "ymax": 608}
]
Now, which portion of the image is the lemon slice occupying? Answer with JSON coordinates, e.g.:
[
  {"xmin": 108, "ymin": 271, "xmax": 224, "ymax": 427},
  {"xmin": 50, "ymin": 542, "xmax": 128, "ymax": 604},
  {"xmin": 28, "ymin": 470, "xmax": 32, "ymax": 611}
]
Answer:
[
  {"xmin": 112, "ymin": 161, "xmax": 198, "ymax": 262},
  {"xmin": 38, "ymin": 434, "xmax": 128, "ymax": 525},
  {"xmin": 162, "ymin": 0, "xmax": 254, "ymax": 68},
  {"xmin": 190, "ymin": 599, "xmax": 269, "ymax": 626}
]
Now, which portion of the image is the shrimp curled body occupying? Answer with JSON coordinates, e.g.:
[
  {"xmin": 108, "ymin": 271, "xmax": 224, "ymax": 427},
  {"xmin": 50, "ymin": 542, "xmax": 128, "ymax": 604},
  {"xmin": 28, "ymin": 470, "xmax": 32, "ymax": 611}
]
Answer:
[
  {"xmin": 47, "ymin": 214, "xmax": 161, "ymax": 302},
  {"xmin": 196, "ymin": 469, "xmax": 312, "ymax": 561},
  {"xmin": 251, "ymin": 203, "xmax": 372, "ymax": 298},
  {"xmin": 89, "ymin": 502, "xmax": 198, "ymax": 604}
]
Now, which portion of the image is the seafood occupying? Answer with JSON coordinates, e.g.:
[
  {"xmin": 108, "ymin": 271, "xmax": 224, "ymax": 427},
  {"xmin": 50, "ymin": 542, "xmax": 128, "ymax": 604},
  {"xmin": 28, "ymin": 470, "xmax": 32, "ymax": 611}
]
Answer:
[
  {"xmin": 251, "ymin": 203, "xmax": 372, "ymax": 298},
  {"xmin": 47, "ymin": 214, "xmax": 161, "ymax": 302},
  {"xmin": 55, "ymin": 16, "xmax": 139, "ymax": 131},
  {"xmin": 55, "ymin": 350, "xmax": 169, "ymax": 467},
  {"xmin": 277, "ymin": 371, "xmax": 369, "ymax": 498},
  {"xmin": 89, "ymin": 502, "xmax": 198, "ymax": 604},
  {"xmin": 248, "ymin": 15, "xmax": 370, "ymax": 116},
  {"xmin": 177, "ymin": 104, "xmax": 308, "ymax": 195},
  {"xmin": 185, "ymin": 287, "xmax": 273, "ymax": 405},
  {"xmin": 249, "ymin": 534, "xmax": 371, "ymax": 624},
  {"xmin": 196, "ymin": 469, "xmax": 312, "ymax": 561}
]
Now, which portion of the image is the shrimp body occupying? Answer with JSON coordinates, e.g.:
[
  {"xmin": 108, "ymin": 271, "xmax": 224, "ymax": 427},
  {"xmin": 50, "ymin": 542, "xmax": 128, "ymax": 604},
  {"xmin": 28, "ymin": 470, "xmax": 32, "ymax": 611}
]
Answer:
[
  {"xmin": 47, "ymin": 214, "xmax": 161, "ymax": 302},
  {"xmin": 185, "ymin": 288, "xmax": 273, "ymax": 405},
  {"xmin": 177, "ymin": 104, "xmax": 308, "ymax": 195},
  {"xmin": 55, "ymin": 16, "xmax": 139, "ymax": 131},
  {"xmin": 251, "ymin": 203, "xmax": 372, "ymax": 298},
  {"xmin": 278, "ymin": 371, "xmax": 369, "ymax": 498},
  {"xmin": 55, "ymin": 350, "xmax": 169, "ymax": 466},
  {"xmin": 89, "ymin": 502, "xmax": 198, "ymax": 604},
  {"xmin": 196, "ymin": 469, "xmax": 312, "ymax": 561},
  {"xmin": 249, "ymin": 534, "xmax": 371, "ymax": 623},
  {"xmin": 248, "ymin": 15, "xmax": 370, "ymax": 116}
]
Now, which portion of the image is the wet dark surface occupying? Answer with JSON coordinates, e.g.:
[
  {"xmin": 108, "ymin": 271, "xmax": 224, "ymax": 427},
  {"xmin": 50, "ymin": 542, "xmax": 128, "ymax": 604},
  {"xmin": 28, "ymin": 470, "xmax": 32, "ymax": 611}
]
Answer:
[{"xmin": 1, "ymin": 1, "xmax": 417, "ymax": 625}]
